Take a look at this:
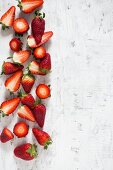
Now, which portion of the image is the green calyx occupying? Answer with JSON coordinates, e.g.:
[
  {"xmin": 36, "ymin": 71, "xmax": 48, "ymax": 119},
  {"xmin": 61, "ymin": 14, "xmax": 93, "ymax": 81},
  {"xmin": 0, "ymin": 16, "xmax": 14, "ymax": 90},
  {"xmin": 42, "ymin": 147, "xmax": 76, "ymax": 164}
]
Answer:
[
  {"xmin": 34, "ymin": 10, "xmax": 45, "ymax": 19},
  {"xmin": 17, "ymin": 0, "xmax": 22, "ymax": 10},
  {"xmin": 40, "ymin": 68, "xmax": 50, "ymax": 74},
  {"xmin": 18, "ymin": 90, "xmax": 26, "ymax": 98},
  {"xmin": 0, "ymin": 22, "xmax": 9, "ymax": 30},
  {"xmin": 44, "ymin": 140, "xmax": 52, "ymax": 150},
  {"xmin": 26, "ymin": 144, "xmax": 38, "ymax": 158},
  {"xmin": 35, "ymin": 99, "xmax": 42, "ymax": 106}
]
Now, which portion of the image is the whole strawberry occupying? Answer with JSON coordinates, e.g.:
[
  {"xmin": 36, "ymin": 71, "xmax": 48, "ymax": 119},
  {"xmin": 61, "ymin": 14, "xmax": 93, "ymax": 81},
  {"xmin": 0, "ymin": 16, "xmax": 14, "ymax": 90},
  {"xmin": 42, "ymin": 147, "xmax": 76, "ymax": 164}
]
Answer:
[
  {"xmin": 31, "ymin": 11, "xmax": 45, "ymax": 44},
  {"xmin": 14, "ymin": 143, "xmax": 37, "ymax": 161},
  {"xmin": 32, "ymin": 128, "xmax": 52, "ymax": 149},
  {"xmin": 40, "ymin": 53, "xmax": 51, "ymax": 75},
  {"xmin": 18, "ymin": 91, "xmax": 35, "ymax": 109},
  {"xmin": 33, "ymin": 103, "xmax": 46, "ymax": 128}
]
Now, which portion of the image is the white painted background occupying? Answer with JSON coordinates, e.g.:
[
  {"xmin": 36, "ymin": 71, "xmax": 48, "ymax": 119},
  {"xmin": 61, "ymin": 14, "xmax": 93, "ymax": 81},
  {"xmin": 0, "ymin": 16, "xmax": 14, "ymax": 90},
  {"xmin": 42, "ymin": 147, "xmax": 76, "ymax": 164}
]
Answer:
[{"xmin": 0, "ymin": 0, "xmax": 113, "ymax": 170}]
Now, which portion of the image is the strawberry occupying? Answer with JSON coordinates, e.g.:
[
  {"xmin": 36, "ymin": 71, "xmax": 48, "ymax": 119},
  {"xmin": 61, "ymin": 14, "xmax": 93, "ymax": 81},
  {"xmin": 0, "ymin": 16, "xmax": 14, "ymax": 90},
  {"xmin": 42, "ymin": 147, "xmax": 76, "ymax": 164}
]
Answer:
[
  {"xmin": 32, "ymin": 128, "xmax": 52, "ymax": 149},
  {"xmin": 28, "ymin": 60, "xmax": 40, "ymax": 75},
  {"xmin": 13, "ymin": 18, "xmax": 29, "ymax": 34},
  {"xmin": 33, "ymin": 103, "xmax": 46, "ymax": 128},
  {"xmin": 34, "ymin": 46, "xmax": 46, "ymax": 59},
  {"xmin": 31, "ymin": 11, "xmax": 45, "ymax": 44},
  {"xmin": 18, "ymin": 91, "xmax": 35, "ymax": 109},
  {"xmin": 17, "ymin": 0, "xmax": 44, "ymax": 14},
  {"xmin": 13, "ymin": 122, "xmax": 29, "ymax": 138},
  {"xmin": 13, "ymin": 50, "xmax": 31, "ymax": 64},
  {"xmin": 9, "ymin": 38, "xmax": 23, "ymax": 52},
  {"xmin": 1, "ymin": 128, "xmax": 14, "ymax": 143},
  {"xmin": 0, "ymin": 6, "xmax": 15, "ymax": 30},
  {"xmin": 14, "ymin": 143, "xmax": 37, "ymax": 161},
  {"xmin": 5, "ymin": 70, "xmax": 23, "ymax": 92},
  {"xmin": 1, "ymin": 62, "xmax": 24, "ymax": 75},
  {"xmin": 36, "ymin": 84, "xmax": 51, "ymax": 99},
  {"xmin": 21, "ymin": 74, "xmax": 35, "ymax": 93},
  {"xmin": 0, "ymin": 97, "xmax": 20, "ymax": 116},
  {"xmin": 39, "ymin": 53, "xmax": 51, "ymax": 75},
  {"xmin": 17, "ymin": 105, "xmax": 35, "ymax": 122},
  {"xmin": 27, "ymin": 32, "xmax": 53, "ymax": 48}
]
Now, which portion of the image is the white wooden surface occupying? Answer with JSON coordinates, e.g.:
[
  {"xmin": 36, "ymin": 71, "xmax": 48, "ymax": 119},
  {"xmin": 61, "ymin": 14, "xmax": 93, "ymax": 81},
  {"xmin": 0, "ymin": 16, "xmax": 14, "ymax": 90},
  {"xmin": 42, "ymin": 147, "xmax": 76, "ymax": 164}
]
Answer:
[{"xmin": 0, "ymin": 0, "xmax": 113, "ymax": 170}]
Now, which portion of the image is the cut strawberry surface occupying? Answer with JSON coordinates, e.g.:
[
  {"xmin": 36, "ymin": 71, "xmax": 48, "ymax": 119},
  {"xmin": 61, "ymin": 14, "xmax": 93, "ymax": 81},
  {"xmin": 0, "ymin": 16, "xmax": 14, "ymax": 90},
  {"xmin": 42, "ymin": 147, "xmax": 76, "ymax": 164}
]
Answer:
[
  {"xmin": 1, "ymin": 62, "xmax": 24, "ymax": 75},
  {"xmin": 0, "ymin": 97, "xmax": 20, "ymax": 116},
  {"xmin": 13, "ymin": 18, "xmax": 29, "ymax": 34},
  {"xmin": 36, "ymin": 84, "xmax": 51, "ymax": 99},
  {"xmin": 18, "ymin": 0, "xmax": 44, "ymax": 14},
  {"xmin": 28, "ymin": 60, "xmax": 40, "ymax": 75},
  {"xmin": 1, "ymin": 128, "xmax": 14, "ymax": 143},
  {"xmin": 0, "ymin": 6, "xmax": 16, "ymax": 30},
  {"xmin": 27, "ymin": 31, "xmax": 53, "ymax": 48},
  {"xmin": 13, "ymin": 122, "xmax": 29, "ymax": 138},
  {"xmin": 13, "ymin": 50, "xmax": 31, "ymax": 64},
  {"xmin": 5, "ymin": 70, "xmax": 23, "ymax": 92},
  {"xmin": 21, "ymin": 74, "xmax": 35, "ymax": 93},
  {"xmin": 9, "ymin": 38, "xmax": 23, "ymax": 52},
  {"xmin": 17, "ymin": 105, "xmax": 35, "ymax": 122}
]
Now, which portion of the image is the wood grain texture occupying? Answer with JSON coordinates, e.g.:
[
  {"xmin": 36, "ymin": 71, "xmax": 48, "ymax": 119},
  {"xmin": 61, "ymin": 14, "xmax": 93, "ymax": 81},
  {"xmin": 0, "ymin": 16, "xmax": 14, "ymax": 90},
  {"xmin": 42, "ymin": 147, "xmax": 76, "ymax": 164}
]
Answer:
[{"xmin": 0, "ymin": 0, "xmax": 113, "ymax": 170}]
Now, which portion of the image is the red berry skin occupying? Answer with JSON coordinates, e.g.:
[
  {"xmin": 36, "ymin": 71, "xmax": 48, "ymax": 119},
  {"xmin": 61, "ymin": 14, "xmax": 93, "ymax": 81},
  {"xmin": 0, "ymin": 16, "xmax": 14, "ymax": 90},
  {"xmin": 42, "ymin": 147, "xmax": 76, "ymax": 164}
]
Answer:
[
  {"xmin": 14, "ymin": 143, "xmax": 37, "ymax": 161},
  {"xmin": 9, "ymin": 38, "xmax": 23, "ymax": 52},
  {"xmin": 31, "ymin": 17, "xmax": 45, "ymax": 44},
  {"xmin": 33, "ymin": 104, "xmax": 46, "ymax": 128},
  {"xmin": 40, "ymin": 53, "xmax": 51, "ymax": 75},
  {"xmin": 21, "ymin": 94, "xmax": 35, "ymax": 109},
  {"xmin": 2, "ymin": 62, "xmax": 24, "ymax": 75},
  {"xmin": 32, "ymin": 128, "xmax": 52, "ymax": 149}
]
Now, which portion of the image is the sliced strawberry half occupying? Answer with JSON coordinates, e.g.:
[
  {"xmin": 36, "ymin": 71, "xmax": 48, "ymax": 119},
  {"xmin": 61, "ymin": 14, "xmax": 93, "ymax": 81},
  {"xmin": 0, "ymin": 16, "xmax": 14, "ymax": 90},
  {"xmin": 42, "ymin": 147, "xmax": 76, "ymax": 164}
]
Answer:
[
  {"xmin": 13, "ymin": 18, "xmax": 29, "ymax": 34},
  {"xmin": 5, "ymin": 70, "xmax": 23, "ymax": 92},
  {"xmin": 18, "ymin": 0, "xmax": 44, "ymax": 14},
  {"xmin": 13, "ymin": 122, "xmax": 29, "ymax": 138},
  {"xmin": 13, "ymin": 50, "xmax": 31, "ymax": 64},
  {"xmin": 21, "ymin": 74, "xmax": 35, "ymax": 93},
  {"xmin": 1, "ymin": 62, "xmax": 24, "ymax": 75},
  {"xmin": 17, "ymin": 105, "xmax": 35, "ymax": 122},
  {"xmin": 9, "ymin": 38, "xmax": 23, "ymax": 52},
  {"xmin": 0, "ymin": 97, "xmax": 20, "ymax": 116},
  {"xmin": 27, "ymin": 31, "xmax": 53, "ymax": 48},
  {"xmin": 1, "ymin": 128, "xmax": 14, "ymax": 143},
  {"xmin": 28, "ymin": 60, "xmax": 40, "ymax": 75},
  {"xmin": 0, "ymin": 6, "xmax": 16, "ymax": 30}
]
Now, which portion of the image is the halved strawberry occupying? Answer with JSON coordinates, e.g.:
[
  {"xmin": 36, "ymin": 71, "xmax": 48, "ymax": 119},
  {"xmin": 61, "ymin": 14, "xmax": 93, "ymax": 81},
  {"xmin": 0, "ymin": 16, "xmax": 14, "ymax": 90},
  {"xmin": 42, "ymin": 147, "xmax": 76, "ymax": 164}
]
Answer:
[
  {"xmin": 18, "ymin": 0, "xmax": 44, "ymax": 14},
  {"xmin": 18, "ymin": 91, "xmax": 35, "ymax": 109},
  {"xmin": 9, "ymin": 38, "xmax": 23, "ymax": 52},
  {"xmin": 36, "ymin": 84, "xmax": 51, "ymax": 99},
  {"xmin": 13, "ymin": 18, "xmax": 29, "ymax": 34},
  {"xmin": 1, "ymin": 128, "xmax": 14, "ymax": 143},
  {"xmin": 13, "ymin": 122, "xmax": 29, "ymax": 138},
  {"xmin": 13, "ymin": 50, "xmax": 31, "ymax": 64},
  {"xmin": 21, "ymin": 74, "xmax": 35, "ymax": 93},
  {"xmin": 0, "ymin": 6, "xmax": 16, "ymax": 30},
  {"xmin": 34, "ymin": 46, "xmax": 46, "ymax": 59},
  {"xmin": 1, "ymin": 62, "xmax": 24, "ymax": 75},
  {"xmin": 39, "ymin": 53, "xmax": 51, "ymax": 75},
  {"xmin": 17, "ymin": 105, "xmax": 35, "ymax": 122},
  {"xmin": 27, "ymin": 31, "xmax": 53, "ymax": 48},
  {"xmin": 5, "ymin": 70, "xmax": 23, "ymax": 92},
  {"xmin": 28, "ymin": 60, "xmax": 40, "ymax": 75},
  {"xmin": 0, "ymin": 97, "xmax": 20, "ymax": 116}
]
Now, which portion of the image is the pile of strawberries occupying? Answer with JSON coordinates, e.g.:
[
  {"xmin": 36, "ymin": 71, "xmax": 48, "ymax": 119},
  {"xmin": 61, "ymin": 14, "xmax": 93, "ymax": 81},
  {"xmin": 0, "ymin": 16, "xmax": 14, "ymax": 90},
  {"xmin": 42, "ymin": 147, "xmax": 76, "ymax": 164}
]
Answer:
[{"xmin": 0, "ymin": 0, "xmax": 53, "ymax": 161}]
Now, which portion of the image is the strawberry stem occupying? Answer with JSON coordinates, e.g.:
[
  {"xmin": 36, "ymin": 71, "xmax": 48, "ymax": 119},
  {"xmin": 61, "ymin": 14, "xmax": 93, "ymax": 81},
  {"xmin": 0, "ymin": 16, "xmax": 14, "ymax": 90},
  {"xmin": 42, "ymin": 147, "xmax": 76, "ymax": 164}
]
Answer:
[
  {"xmin": 17, "ymin": 0, "xmax": 22, "ymax": 10},
  {"xmin": 34, "ymin": 10, "xmax": 45, "ymax": 19},
  {"xmin": 44, "ymin": 140, "xmax": 52, "ymax": 150}
]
